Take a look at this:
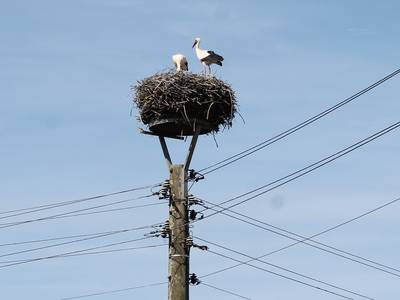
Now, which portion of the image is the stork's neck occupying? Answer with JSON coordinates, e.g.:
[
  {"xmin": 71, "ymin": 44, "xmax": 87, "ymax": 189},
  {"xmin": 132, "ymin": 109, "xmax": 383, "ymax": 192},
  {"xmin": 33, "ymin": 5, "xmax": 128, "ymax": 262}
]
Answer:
[{"xmin": 194, "ymin": 41, "xmax": 203, "ymax": 57}]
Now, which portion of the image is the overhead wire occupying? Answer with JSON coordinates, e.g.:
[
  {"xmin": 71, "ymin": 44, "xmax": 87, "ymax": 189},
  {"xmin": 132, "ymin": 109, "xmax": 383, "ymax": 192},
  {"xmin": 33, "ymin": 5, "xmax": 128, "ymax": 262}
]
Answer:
[
  {"xmin": 60, "ymin": 279, "xmax": 250, "ymax": 300},
  {"xmin": 200, "ymin": 281, "xmax": 252, "ymax": 300},
  {"xmin": 196, "ymin": 236, "xmax": 374, "ymax": 300},
  {"xmin": 39, "ymin": 202, "xmax": 165, "ymax": 219},
  {"xmin": 60, "ymin": 282, "xmax": 168, "ymax": 300},
  {"xmin": 198, "ymin": 121, "xmax": 400, "ymax": 221},
  {"xmin": 0, "ymin": 182, "xmax": 162, "ymax": 217},
  {"xmin": 203, "ymin": 247, "xmax": 354, "ymax": 300},
  {"xmin": 0, "ymin": 236, "xmax": 157, "ymax": 269},
  {"xmin": 0, "ymin": 223, "xmax": 162, "ymax": 259},
  {"xmin": 0, "ymin": 223, "xmax": 162, "ymax": 248},
  {"xmin": 57, "ymin": 243, "xmax": 166, "ymax": 258},
  {"xmin": 247, "ymin": 197, "xmax": 400, "ymax": 270},
  {"xmin": 0, "ymin": 193, "xmax": 158, "ymax": 229},
  {"xmin": 198, "ymin": 198, "xmax": 400, "ymax": 278},
  {"xmin": 199, "ymin": 68, "xmax": 400, "ymax": 175},
  {"xmin": 0, "ymin": 244, "xmax": 166, "ymax": 264}
]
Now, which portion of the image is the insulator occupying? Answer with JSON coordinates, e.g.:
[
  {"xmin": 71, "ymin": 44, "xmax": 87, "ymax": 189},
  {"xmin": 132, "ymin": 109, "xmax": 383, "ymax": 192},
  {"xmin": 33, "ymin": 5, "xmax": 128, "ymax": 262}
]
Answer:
[
  {"xmin": 194, "ymin": 244, "xmax": 208, "ymax": 251},
  {"xmin": 194, "ymin": 174, "xmax": 204, "ymax": 182},
  {"xmin": 162, "ymin": 180, "xmax": 170, "ymax": 188},
  {"xmin": 188, "ymin": 170, "xmax": 205, "ymax": 182},
  {"xmin": 158, "ymin": 180, "xmax": 171, "ymax": 199},
  {"xmin": 188, "ymin": 169, "xmax": 196, "ymax": 180},
  {"xmin": 163, "ymin": 220, "xmax": 169, "ymax": 231},
  {"xmin": 189, "ymin": 210, "xmax": 197, "ymax": 221},
  {"xmin": 189, "ymin": 273, "xmax": 201, "ymax": 285},
  {"xmin": 186, "ymin": 236, "xmax": 193, "ymax": 247},
  {"xmin": 188, "ymin": 195, "xmax": 203, "ymax": 206},
  {"xmin": 160, "ymin": 220, "xmax": 170, "ymax": 238}
]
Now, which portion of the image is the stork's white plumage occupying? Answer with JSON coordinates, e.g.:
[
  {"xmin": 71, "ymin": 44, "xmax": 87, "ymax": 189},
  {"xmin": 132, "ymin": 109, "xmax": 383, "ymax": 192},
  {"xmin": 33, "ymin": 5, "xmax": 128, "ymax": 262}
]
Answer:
[
  {"xmin": 172, "ymin": 53, "xmax": 188, "ymax": 71},
  {"xmin": 192, "ymin": 37, "xmax": 224, "ymax": 74}
]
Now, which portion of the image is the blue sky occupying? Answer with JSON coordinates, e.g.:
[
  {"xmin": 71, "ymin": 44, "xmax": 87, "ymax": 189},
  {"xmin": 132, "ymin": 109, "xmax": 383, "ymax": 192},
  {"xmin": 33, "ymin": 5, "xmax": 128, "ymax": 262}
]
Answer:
[{"xmin": 1, "ymin": 1, "xmax": 399, "ymax": 299}]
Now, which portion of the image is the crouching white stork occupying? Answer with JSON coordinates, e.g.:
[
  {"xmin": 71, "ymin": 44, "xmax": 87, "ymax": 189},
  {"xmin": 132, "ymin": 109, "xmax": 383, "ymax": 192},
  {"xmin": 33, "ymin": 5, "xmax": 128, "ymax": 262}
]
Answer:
[
  {"xmin": 192, "ymin": 37, "xmax": 224, "ymax": 74},
  {"xmin": 172, "ymin": 53, "xmax": 188, "ymax": 71}
]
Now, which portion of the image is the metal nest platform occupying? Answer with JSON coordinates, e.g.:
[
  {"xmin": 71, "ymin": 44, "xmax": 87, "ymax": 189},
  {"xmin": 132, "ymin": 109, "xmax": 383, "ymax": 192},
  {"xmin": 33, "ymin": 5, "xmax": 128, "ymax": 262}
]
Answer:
[{"xmin": 148, "ymin": 118, "xmax": 214, "ymax": 137}]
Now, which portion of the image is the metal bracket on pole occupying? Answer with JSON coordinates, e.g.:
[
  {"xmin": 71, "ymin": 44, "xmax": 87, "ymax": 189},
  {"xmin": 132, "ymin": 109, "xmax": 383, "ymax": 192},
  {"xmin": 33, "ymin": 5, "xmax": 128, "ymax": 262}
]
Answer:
[
  {"xmin": 157, "ymin": 126, "xmax": 201, "ymax": 172},
  {"xmin": 184, "ymin": 127, "xmax": 201, "ymax": 171},
  {"xmin": 159, "ymin": 136, "xmax": 172, "ymax": 170}
]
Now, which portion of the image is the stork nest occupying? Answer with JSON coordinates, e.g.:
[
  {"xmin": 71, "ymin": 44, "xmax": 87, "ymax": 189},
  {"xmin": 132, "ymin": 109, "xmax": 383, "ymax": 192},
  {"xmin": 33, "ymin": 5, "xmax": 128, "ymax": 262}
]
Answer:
[{"xmin": 132, "ymin": 71, "xmax": 237, "ymax": 135}]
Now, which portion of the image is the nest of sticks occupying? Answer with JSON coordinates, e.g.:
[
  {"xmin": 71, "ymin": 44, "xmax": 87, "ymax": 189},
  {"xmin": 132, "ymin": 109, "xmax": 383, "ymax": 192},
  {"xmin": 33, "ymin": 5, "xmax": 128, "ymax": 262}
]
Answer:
[{"xmin": 133, "ymin": 71, "xmax": 237, "ymax": 134}]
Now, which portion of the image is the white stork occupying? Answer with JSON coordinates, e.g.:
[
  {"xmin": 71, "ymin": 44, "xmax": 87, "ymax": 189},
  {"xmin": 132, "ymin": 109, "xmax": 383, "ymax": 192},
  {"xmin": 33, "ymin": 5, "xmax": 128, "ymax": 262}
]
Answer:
[
  {"xmin": 172, "ymin": 53, "xmax": 188, "ymax": 71},
  {"xmin": 192, "ymin": 37, "xmax": 224, "ymax": 74}
]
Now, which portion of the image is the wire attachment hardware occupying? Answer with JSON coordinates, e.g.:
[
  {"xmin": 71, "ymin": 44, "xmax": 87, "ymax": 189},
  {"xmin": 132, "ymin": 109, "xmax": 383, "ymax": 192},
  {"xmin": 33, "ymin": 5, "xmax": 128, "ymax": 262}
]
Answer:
[
  {"xmin": 186, "ymin": 236, "xmax": 193, "ymax": 248},
  {"xmin": 193, "ymin": 244, "xmax": 208, "ymax": 251},
  {"xmin": 189, "ymin": 273, "xmax": 201, "ymax": 285},
  {"xmin": 186, "ymin": 236, "xmax": 208, "ymax": 251},
  {"xmin": 188, "ymin": 169, "xmax": 205, "ymax": 182},
  {"xmin": 160, "ymin": 220, "xmax": 170, "ymax": 238},
  {"xmin": 158, "ymin": 180, "xmax": 170, "ymax": 200},
  {"xmin": 145, "ymin": 220, "xmax": 170, "ymax": 238},
  {"xmin": 189, "ymin": 210, "xmax": 204, "ymax": 221},
  {"xmin": 187, "ymin": 195, "xmax": 204, "ymax": 206}
]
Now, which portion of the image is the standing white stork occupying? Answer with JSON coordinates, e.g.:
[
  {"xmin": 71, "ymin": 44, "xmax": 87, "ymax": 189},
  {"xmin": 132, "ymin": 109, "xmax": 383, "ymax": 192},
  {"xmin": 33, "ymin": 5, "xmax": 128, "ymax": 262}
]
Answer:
[
  {"xmin": 192, "ymin": 37, "xmax": 224, "ymax": 74},
  {"xmin": 172, "ymin": 53, "xmax": 188, "ymax": 71}
]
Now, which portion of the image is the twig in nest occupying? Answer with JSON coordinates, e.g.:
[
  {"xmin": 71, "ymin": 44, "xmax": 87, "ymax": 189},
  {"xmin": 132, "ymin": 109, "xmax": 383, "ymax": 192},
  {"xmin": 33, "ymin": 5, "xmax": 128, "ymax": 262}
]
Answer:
[{"xmin": 206, "ymin": 102, "xmax": 214, "ymax": 120}]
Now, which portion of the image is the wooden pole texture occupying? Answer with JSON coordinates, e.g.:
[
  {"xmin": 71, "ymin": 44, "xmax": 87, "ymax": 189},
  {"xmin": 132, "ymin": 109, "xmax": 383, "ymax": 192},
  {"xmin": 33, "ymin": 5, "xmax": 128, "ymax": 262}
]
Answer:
[{"xmin": 168, "ymin": 164, "xmax": 189, "ymax": 300}]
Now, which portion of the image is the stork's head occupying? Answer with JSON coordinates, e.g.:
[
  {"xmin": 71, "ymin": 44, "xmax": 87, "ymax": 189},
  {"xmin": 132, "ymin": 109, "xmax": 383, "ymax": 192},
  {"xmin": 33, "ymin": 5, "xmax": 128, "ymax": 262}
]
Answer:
[{"xmin": 192, "ymin": 37, "xmax": 201, "ymax": 48}]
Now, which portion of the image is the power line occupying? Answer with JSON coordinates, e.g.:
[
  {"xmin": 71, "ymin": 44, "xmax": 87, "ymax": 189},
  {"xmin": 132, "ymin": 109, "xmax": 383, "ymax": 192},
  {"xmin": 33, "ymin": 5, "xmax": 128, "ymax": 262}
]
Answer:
[
  {"xmin": 199, "ymin": 198, "xmax": 400, "ymax": 279},
  {"xmin": 196, "ymin": 236, "xmax": 373, "ymax": 300},
  {"xmin": 0, "ymin": 223, "xmax": 162, "ymax": 248},
  {"xmin": 60, "ymin": 282, "xmax": 168, "ymax": 300},
  {"xmin": 0, "ymin": 182, "xmax": 161, "ymax": 218},
  {"xmin": 58, "ymin": 243, "xmax": 166, "ymax": 258},
  {"xmin": 0, "ymin": 194, "xmax": 157, "ymax": 229},
  {"xmin": 200, "ymin": 196, "xmax": 400, "ymax": 275},
  {"xmin": 200, "ymin": 121, "xmax": 400, "ymax": 221},
  {"xmin": 199, "ymin": 68, "xmax": 400, "ymax": 175},
  {"xmin": 200, "ymin": 281, "xmax": 252, "ymax": 300},
  {"xmin": 0, "ymin": 236, "xmax": 157, "ymax": 269},
  {"xmin": 0, "ymin": 223, "xmax": 161, "ymax": 258},
  {"xmin": 0, "ymin": 202, "xmax": 164, "ymax": 227},
  {"xmin": 0, "ymin": 243, "xmax": 166, "ymax": 264},
  {"xmin": 203, "ymin": 248, "xmax": 354, "ymax": 300},
  {"xmin": 11, "ymin": 202, "xmax": 165, "ymax": 222},
  {"xmin": 60, "ymin": 278, "xmax": 250, "ymax": 300},
  {"xmin": 247, "ymin": 197, "xmax": 400, "ymax": 270}
]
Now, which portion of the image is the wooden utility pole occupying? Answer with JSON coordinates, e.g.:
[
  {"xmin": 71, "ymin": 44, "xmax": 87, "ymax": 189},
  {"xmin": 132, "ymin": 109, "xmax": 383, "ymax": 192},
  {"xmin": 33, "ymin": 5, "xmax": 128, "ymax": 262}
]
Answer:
[
  {"xmin": 168, "ymin": 164, "xmax": 189, "ymax": 300},
  {"xmin": 157, "ymin": 131, "xmax": 199, "ymax": 300}
]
